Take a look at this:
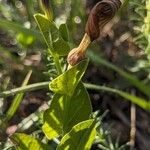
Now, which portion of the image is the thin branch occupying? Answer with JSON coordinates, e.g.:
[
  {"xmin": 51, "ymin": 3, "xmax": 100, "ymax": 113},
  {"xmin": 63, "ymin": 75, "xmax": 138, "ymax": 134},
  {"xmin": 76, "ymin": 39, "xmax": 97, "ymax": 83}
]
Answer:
[
  {"xmin": 130, "ymin": 103, "xmax": 136, "ymax": 150},
  {"xmin": 1, "ymin": 82, "xmax": 149, "ymax": 110},
  {"xmin": 0, "ymin": 81, "xmax": 49, "ymax": 97},
  {"xmin": 53, "ymin": 55, "xmax": 63, "ymax": 75},
  {"xmin": 0, "ymin": 82, "xmax": 115, "ymax": 98}
]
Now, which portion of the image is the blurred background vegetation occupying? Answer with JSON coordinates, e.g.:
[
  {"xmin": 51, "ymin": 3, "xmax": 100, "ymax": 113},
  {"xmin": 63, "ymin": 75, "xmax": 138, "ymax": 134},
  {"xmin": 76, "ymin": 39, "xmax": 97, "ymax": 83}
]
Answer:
[{"xmin": 0, "ymin": 0, "xmax": 150, "ymax": 149}]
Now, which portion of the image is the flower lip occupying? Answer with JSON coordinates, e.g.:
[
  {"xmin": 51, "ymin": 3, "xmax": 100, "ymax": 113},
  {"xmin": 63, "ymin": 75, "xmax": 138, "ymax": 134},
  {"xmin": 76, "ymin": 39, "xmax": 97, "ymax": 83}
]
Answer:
[{"xmin": 85, "ymin": 0, "xmax": 122, "ymax": 41}]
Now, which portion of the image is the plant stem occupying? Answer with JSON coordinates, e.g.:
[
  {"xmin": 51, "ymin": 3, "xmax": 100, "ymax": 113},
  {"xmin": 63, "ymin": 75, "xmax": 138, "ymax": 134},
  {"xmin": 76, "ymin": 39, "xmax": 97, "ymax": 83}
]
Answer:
[
  {"xmin": 1, "ymin": 82, "xmax": 149, "ymax": 110},
  {"xmin": 1, "ymin": 82, "xmax": 108, "ymax": 98},
  {"xmin": 84, "ymin": 83, "xmax": 117, "ymax": 93},
  {"xmin": 47, "ymin": 48, "xmax": 62, "ymax": 75},
  {"xmin": 6, "ymin": 70, "xmax": 32, "ymax": 122},
  {"xmin": 53, "ymin": 55, "xmax": 63, "ymax": 75},
  {"xmin": 85, "ymin": 83, "xmax": 150, "ymax": 110},
  {"xmin": 0, "ymin": 81, "xmax": 49, "ymax": 97},
  {"xmin": 87, "ymin": 51, "xmax": 150, "ymax": 97}
]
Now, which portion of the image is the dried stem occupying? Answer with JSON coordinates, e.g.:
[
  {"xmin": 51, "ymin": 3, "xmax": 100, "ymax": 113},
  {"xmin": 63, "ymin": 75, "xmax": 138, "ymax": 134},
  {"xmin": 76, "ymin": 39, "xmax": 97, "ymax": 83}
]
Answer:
[{"xmin": 130, "ymin": 103, "xmax": 136, "ymax": 150}]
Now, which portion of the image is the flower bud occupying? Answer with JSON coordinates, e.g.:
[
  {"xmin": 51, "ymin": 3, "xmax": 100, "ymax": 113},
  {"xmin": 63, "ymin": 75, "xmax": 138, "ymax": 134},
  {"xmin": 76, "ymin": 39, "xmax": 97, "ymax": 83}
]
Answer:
[
  {"xmin": 85, "ymin": 0, "xmax": 121, "ymax": 41},
  {"xmin": 67, "ymin": 48, "xmax": 86, "ymax": 66},
  {"xmin": 67, "ymin": 33, "xmax": 91, "ymax": 66}
]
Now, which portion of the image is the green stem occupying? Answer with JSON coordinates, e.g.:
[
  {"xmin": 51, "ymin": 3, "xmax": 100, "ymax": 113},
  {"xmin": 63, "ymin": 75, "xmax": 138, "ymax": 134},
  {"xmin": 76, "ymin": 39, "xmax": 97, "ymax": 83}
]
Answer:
[
  {"xmin": 1, "ymin": 81, "xmax": 150, "ymax": 110},
  {"xmin": 0, "ymin": 81, "xmax": 49, "ymax": 98},
  {"xmin": 85, "ymin": 83, "xmax": 117, "ymax": 93},
  {"xmin": 53, "ymin": 55, "xmax": 63, "ymax": 75},
  {"xmin": 85, "ymin": 83, "xmax": 150, "ymax": 110},
  {"xmin": 6, "ymin": 70, "xmax": 32, "ymax": 122}
]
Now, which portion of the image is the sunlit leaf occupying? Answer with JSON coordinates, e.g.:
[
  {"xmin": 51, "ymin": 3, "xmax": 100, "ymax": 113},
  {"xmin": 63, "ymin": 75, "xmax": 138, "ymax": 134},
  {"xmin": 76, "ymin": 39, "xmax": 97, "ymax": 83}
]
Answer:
[
  {"xmin": 34, "ymin": 14, "xmax": 70, "ymax": 56},
  {"xmin": 12, "ymin": 133, "xmax": 52, "ymax": 150},
  {"xmin": 34, "ymin": 14, "xmax": 56, "ymax": 51},
  {"xmin": 49, "ymin": 59, "xmax": 89, "ymax": 96},
  {"xmin": 57, "ymin": 119, "xmax": 96, "ymax": 150},
  {"xmin": 42, "ymin": 83, "xmax": 92, "ymax": 140},
  {"xmin": 53, "ymin": 37, "xmax": 70, "ymax": 56},
  {"xmin": 59, "ymin": 24, "xmax": 69, "ymax": 42}
]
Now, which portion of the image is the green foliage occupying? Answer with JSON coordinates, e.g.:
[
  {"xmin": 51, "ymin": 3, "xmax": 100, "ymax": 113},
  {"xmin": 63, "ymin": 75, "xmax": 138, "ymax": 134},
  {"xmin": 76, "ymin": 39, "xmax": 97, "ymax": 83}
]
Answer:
[
  {"xmin": 117, "ymin": 90, "xmax": 150, "ymax": 110},
  {"xmin": 1, "ymin": 0, "xmax": 150, "ymax": 149},
  {"xmin": 57, "ymin": 119, "xmax": 96, "ymax": 150},
  {"xmin": 59, "ymin": 24, "xmax": 69, "ymax": 42},
  {"xmin": 39, "ymin": 0, "xmax": 53, "ymax": 21},
  {"xmin": 43, "ymin": 83, "xmax": 92, "ymax": 139},
  {"xmin": 12, "ymin": 133, "xmax": 51, "ymax": 150},
  {"xmin": 49, "ymin": 60, "xmax": 88, "ymax": 96},
  {"xmin": 8, "ymin": 7, "xmax": 95, "ymax": 149},
  {"xmin": 34, "ymin": 9, "xmax": 95, "ymax": 148},
  {"xmin": 85, "ymin": 83, "xmax": 150, "ymax": 111},
  {"xmin": 130, "ymin": 0, "xmax": 150, "ymax": 62},
  {"xmin": 34, "ymin": 14, "xmax": 70, "ymax": 56},
  {"xmin": 97, "ymin": 134, "xmax": 128, "ymax": 150}
]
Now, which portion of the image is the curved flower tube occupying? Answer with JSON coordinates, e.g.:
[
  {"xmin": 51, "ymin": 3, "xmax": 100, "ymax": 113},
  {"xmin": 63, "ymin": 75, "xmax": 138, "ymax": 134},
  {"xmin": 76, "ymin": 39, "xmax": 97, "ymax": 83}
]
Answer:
[{"xmin": 67, "ymin": 0, "xmax": 121, "ymax": 66}]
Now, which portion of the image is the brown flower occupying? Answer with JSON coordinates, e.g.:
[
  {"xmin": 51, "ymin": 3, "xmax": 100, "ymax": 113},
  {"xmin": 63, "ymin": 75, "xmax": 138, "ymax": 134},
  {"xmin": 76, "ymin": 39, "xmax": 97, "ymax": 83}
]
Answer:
[
  {"xmin": 85, "ymin": 0, "xmax": 121, "ymax": 41},
  {"xmin": 86, "ymin": 0, "xmax": 102, "ymax": 15},
  {"xmin": 67, "ymin": 0, "xmax": 121, "ymax": 66}
]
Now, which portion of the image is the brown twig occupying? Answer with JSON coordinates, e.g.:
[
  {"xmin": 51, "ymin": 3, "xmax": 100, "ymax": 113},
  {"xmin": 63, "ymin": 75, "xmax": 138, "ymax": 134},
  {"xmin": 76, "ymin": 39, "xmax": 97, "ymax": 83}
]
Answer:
[
  {"xmin": 130, "ymin": 103, "xmax": 136, "ymax": 150},
  {"xmin": 111, "ymin": 101, "xmax": 149, "ymax": 150}
]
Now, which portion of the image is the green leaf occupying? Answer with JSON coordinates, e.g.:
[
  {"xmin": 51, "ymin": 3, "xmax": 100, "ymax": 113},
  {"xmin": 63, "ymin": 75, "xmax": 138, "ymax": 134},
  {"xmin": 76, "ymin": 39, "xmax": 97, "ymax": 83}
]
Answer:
[
  {"xmin": 34, "ymin": 14, "xmax": 56, "ymax": 52},
  {"xmin": 49, "ymin": 59, "xmax": 89, "ymax": 96},
  {"xmin": 42, "ymin": 83, "xmax": 92, "ymax": 140},
  {"xmin": 57, "ymin": 119, "xmax": 96, "ymax": 150},
  {"xmin": 59, "ymin": 24, "xmax": 69, "ymax": 42},
  {"xmin": 53, "ymin": 37, "xmax": 70, "ymax": 56},
  {"xmin": 11, "ymin": 133, "xmax": 51, "ymax": 150},
  {"xmin": 34, "ymin": 14, "xmax": 70, "ymax": 56}
]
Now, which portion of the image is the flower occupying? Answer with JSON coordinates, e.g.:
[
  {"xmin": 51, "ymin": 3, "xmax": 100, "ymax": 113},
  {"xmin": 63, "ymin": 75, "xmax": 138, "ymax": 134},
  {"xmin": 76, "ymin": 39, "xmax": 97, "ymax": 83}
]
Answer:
[
  {"xmin": 85, "ymin": 0, "xmax": 121, "ymax": 41},
  {"xmin": 67, "ymin": 0, "xmax": 121, "ymax": 66}
]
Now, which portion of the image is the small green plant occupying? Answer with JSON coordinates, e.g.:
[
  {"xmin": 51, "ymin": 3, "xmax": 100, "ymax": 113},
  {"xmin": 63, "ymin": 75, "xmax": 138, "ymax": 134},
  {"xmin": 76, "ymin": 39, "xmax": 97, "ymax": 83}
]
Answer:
[
  {"xmin": 1, "ymin": 0, "xmax": 150, "ymax": 150},
  {"xmin": 130, "ymin": 0, "xmax": 150, "ymax": 64},
  {"xmin": 10, "ymin": 0, "xmax": 98, "ymax": 149}
]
